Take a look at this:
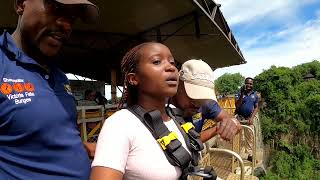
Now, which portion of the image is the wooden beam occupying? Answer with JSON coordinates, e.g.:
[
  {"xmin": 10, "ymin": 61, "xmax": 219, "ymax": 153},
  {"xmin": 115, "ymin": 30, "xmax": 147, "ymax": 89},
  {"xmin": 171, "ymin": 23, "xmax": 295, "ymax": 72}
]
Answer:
[{"xmin": 111, "ymin": 69, "xmax": 117, "ymax": 104}]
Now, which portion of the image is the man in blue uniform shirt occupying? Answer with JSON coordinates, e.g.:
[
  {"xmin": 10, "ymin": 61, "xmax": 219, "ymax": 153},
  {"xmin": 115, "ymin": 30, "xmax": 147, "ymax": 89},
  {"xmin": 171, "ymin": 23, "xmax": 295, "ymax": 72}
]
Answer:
[
  {"xmin": 172, "ymin": 59, "xmax": 241, "ymax": 142},
  {"xmin": 0, "ymin": 0, "xmax": 99, "ymax": 179},
  {"xmin": 235, "ymin": 77, "xmax": 259, "ymax": 161},
  {"xmin": 235, "ymin": 77, "xmax": 259, "ymax": 124}
]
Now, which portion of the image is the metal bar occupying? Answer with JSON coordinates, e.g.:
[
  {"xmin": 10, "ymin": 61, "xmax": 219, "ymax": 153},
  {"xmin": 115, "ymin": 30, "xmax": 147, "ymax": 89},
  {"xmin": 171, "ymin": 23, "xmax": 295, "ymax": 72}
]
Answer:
[
  {"xmin": 161, "ymin": 18, "xmax": 195, "ymax": 42},
  {"xmin": 191, "ymin": 0, "xmax": 244, "ymax": 62},
  {"xmin": 156, "ymin": 28, "xmax": 162, "ymax": 42},
  {"xmin": 111, "ymin": 69, "xmax": 117, "ymax": 104},
  {"xmin": 194, "ymin": 12, "xmax": 201, "ymax": 39},
  {"xmin": 209, "ymin": 148, "xmax": 245, "ymax": 180},
  {"xmin": 142, "ymin": 33, "xmax": 219, "ymax": 37},
  {"xmin": 211, "ymin": 5, "xmax": 218, "ymax": 19},
  {"xmin": 200, "ymin": 0, "xmax": 212, "ymax": 15},
  {"xmin": 116, "ymin": 86, "xmax": 123, "ymax": 94},
  {"xmin": 103, "ymin": 11, "xmax": 197, "ymax": 52}
]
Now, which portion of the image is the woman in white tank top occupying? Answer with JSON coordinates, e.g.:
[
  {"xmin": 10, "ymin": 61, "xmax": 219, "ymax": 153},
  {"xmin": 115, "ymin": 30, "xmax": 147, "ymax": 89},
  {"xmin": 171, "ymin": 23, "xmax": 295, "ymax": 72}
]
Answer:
[{"xmin": 91, "ymin": 42, "xmax": 186, "ymax": 180}]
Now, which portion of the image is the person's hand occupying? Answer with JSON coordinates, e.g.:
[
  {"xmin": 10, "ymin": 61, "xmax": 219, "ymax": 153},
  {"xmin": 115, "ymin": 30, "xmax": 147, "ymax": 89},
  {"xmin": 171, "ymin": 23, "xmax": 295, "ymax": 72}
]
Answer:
[
  {"xmin": 248, "ymin": 118, "xmax": 253, "ymax": 125},
  {"xmin": 216, "ymin": 117, "xmax": 242, "ymax": 141}
]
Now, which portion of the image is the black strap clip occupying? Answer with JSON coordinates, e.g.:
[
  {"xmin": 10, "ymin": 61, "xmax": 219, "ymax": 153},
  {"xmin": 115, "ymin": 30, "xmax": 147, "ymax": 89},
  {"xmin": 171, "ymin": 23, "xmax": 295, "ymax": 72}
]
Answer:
[{"xmin": 181, "ymin": 166, "xmax": 217, "ymax": 180}]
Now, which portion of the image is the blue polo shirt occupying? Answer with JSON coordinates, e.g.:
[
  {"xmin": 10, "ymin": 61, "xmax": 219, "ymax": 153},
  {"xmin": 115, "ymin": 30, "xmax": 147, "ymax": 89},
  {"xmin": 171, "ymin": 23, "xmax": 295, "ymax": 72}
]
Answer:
[
  {"xmin": 236, "ymin": 91, "xmax": 259, "ymax": 119},
  {"xmin": 191, "ymin": 100, "xmax": 222, "ymax": 132},
  {"xmin": 0, "ymin": 31, "xmax": 90, "ymax": 180}
]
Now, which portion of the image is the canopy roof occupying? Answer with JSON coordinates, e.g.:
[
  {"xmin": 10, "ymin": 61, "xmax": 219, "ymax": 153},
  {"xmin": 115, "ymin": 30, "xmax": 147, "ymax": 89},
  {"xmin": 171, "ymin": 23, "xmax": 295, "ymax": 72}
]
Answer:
[{"xmin": 0, "ymin": 0, "xmax": 245, "ymax": 84}]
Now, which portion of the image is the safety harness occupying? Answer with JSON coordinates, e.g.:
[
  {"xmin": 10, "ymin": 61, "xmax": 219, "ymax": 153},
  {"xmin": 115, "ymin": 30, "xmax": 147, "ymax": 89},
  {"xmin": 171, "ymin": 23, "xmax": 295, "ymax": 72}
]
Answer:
[{"xmin": 128, "ymin": 105, "xmax": 217, "ymax": 180}]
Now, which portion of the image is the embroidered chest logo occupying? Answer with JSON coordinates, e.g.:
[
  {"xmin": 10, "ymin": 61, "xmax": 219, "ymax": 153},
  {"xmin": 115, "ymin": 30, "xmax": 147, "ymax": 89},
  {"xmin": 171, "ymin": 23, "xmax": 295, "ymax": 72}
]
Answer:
[
  {"xmin": 250, "ymin": 94, "xmax": 255, "ymax": 100},
  {"xmin": 1, "ymin": 78, "xmax": 35, "ymax": 105}
]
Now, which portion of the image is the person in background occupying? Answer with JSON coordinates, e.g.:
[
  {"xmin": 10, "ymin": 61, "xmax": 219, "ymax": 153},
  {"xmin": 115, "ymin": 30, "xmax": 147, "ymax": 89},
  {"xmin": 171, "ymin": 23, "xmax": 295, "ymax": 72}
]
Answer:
[
  {"xmin": 171, "ymin": 59, "xmax": 241, "ymax": 142},
  {"xmin": 235, "ymin": 77, "xmax": 260, "ymax": 161},
  {"xmin": 95, "ymin": 91, "xmax": 108, "ymax": 108},
  {"xmin": 91, "ymin": 42, "xmax": 190, "ymax": 180},
  {"xmin": 78, "ymin": 89, "xmax": 98, "ymax": 106},
  {"xmin": 0, "ymin": 0, "xmax": 99, "ymax": 179},
  {"xmin": 85, "ymin": 89, "xmax": 97, "ymax": 101}
]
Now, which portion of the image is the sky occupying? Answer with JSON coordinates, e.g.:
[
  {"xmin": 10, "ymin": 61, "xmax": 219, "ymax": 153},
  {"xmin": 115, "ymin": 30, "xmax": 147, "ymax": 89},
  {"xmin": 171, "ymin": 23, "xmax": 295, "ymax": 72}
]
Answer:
[{"xmin": 213, "ymin": 0, "xmax": 320, "ymax": 79}]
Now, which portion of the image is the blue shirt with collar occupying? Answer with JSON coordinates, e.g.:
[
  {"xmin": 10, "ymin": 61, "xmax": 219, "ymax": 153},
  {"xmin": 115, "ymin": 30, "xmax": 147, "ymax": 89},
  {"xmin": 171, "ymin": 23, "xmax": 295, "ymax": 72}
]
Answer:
[
  {"xmin": 191, "ymin": 100, "xmax": 222, "ymax": 132},
  {"xmin": 236, "ymin": 91, "xmax": 259, "ymax": 119},
  {"xmin": 0, "ymin": 31, "xmax": 90, "ymax": 180}
]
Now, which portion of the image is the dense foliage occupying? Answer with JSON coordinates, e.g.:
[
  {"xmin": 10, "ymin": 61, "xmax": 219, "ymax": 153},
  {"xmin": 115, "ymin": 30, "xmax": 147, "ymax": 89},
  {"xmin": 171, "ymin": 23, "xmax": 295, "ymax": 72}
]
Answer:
[
  {"xmin": 214, "ymin": 73, "xmax": 244, "ymax": 96},
  {"xmin": 254, "ymin": 60, "xmax": 320, "ymax": 179}
]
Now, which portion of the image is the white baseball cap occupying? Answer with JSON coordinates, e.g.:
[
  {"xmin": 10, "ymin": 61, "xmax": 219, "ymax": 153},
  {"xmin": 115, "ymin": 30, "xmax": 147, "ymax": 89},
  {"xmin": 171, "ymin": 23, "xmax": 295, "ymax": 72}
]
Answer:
[{"xmin": 179, "ymin": 59, "xmax": 217, "ymax": 101}]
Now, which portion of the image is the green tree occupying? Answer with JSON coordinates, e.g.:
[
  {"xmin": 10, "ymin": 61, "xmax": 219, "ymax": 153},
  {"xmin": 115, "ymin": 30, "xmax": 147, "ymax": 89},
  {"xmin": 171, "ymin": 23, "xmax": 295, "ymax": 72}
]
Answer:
[
  {"xmin": 254, "ymin": 60, "xmax": 320, "ymax": 179},
  {"xmin": 214, "ymin": 73, "xmax": 244, "ymax": 96}
]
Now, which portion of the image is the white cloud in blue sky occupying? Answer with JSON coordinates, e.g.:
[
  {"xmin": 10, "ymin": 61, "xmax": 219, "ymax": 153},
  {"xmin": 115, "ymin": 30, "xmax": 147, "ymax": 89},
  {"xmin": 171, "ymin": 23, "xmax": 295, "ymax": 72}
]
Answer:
[{"xmin": 213, "ymin": 0, "xmax": 320, "ymax": 79}]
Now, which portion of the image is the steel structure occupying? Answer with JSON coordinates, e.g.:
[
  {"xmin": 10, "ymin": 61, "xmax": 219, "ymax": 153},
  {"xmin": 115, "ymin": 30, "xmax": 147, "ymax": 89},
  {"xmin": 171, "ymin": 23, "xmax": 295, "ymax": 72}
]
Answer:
[{"xmin": 0, "ymin": 0, "xmax": 245, "ymax": 84}]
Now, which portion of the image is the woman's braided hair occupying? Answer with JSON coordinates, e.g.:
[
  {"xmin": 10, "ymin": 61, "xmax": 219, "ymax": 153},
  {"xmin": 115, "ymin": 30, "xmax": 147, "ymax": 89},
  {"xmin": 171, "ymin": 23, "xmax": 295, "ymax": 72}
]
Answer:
[{"xmin": 118, "ymin": 42, "xmax": 155, "ymax": 109}]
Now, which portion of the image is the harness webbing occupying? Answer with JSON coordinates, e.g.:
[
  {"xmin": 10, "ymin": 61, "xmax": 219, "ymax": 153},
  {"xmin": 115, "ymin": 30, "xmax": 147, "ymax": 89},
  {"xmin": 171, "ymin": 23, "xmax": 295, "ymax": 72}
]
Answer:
[
  {"xmin": 128, "ymin": 105, "xmax": 192, "ymax": 168},
  {"xmin": 166, "ymin": 107, "xmax": 203, "ymax": 166},
  {"xmin": 128, "ymin": 105, "xmax": 217, "ymax": 180}
]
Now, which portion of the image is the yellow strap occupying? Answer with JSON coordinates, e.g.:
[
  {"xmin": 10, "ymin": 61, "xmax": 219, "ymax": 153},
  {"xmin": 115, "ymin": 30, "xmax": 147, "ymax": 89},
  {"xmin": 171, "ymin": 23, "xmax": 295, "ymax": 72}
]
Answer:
[
  {"xmin": 157, "ymin": 132, "xmax": 178, "ymax": 150},
  {"xmin": 181, "ymin": 122, "xmax": 195, "ymax": 133}
]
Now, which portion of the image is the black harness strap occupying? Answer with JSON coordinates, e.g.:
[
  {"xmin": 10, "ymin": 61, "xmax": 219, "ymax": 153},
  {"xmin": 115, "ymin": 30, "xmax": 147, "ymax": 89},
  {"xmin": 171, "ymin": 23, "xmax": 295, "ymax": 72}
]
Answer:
[
  {"xmin": 128, "ymin": 105, "xmax": 216, "ymax": 180},
  {"xmin": 166, "ymin": 107, "xmax": 204, "ymax": 166},
  {"xmin": 128, "ymin": 105, "xmax": 191, "ymax": 168}
]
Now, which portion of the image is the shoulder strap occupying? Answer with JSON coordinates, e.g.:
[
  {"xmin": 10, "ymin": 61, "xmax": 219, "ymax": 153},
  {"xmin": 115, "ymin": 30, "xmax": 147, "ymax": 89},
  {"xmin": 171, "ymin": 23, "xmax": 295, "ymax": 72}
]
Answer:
[
  {"xmin": 128, "ymin": 105, "xmax": 192, "ymax": 168},
  {"xmin": 167, "ymin": 106, "xmax": 204, "ymax": 166},
  {"xmin": 128, "ymin": 105, "xmax": 216, "ymax": 180}
]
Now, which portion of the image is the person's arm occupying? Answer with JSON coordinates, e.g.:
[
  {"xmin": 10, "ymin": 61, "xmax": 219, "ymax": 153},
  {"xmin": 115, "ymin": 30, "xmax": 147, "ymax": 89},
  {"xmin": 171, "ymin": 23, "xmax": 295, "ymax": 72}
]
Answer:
[
  {"xmin": 199, "ymin": 101, "xmax": 241, "ymax": 142},
  {"xmin": 248, "ymin": 105, "xmax": 258, "ymax": 125},
  {"xmin": 90, "ymin": 167, "xmax": 123, "ymax": 180},
  {"xmin": 83, "ymin": 142, "xmax": 96, "ymax": 159},
  {"xmin": 248, "ymin": 94, "xmax": 260, "ymax": 125},
  {"xmin": 200, "ymin": 125, "xmax": 218, "ymax": 143},
  {"xmin": 91, "ymin": 111, "xmax": 130, "ymax": 180},
  {"xmin": 235, "ymin": 88, "xmax": 245, "ymax": 111},
  {"xmin": 235, "ymin": 98, "xmax": 243, "ymax": 110},
  {"xmin": 215, "ymin": 110, "xmax": 241, "ymax": 141}
]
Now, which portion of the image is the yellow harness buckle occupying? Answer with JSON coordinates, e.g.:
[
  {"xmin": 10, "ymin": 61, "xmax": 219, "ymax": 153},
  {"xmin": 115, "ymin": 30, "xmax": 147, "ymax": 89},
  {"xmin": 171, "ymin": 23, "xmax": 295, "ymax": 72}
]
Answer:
[
  {"xmin": 181, "ymin": 122, "xmax": 195, "ymax": 133},
  {"xmin": 157, "ymin": 132, "xmax": 178, "ymax": 150}
]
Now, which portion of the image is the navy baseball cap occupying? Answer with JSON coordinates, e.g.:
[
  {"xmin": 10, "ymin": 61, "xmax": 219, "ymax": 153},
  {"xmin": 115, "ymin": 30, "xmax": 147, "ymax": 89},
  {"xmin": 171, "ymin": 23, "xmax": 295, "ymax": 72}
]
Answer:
[{"xmin": 53, "ymin": 0, "xmax": 99, "ymax": 23}]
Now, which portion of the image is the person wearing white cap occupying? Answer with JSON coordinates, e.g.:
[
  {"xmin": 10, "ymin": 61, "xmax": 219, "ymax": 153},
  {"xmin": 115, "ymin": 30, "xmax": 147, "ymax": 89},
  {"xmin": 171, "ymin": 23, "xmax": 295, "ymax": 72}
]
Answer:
[
  {"xmin": 0, "ymin": 0, "xmax": 98, "ymax": 179},
  {"xmin": 171, "ymin": 59, "xmax": 241, "ymax": 142}
]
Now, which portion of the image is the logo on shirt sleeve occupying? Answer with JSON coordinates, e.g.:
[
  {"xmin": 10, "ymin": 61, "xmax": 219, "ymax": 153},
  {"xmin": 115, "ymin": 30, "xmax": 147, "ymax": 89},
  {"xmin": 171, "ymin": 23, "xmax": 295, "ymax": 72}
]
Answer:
[{"xmin": 1, "ymin": 78, "xmax": 36, "ymax": 105}]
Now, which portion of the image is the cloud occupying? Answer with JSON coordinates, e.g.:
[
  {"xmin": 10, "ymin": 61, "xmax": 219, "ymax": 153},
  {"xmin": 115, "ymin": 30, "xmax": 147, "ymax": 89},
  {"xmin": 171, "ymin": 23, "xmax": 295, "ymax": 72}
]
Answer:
[
  {"xmin": 212, "ymin": 0, "xmax": 320, "ymax": 79},
  {"xmin": 214, "ymin": 16, "xmax": 320, "ymax": 79},
  {"xmin": 214, "ymin": 0, "xmax": 317, "ymax": 26}
]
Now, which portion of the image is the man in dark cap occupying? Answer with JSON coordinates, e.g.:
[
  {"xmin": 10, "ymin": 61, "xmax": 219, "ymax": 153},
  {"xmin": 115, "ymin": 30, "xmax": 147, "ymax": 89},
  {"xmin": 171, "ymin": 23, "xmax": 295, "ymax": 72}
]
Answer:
[{"xmin": 0, "ymin": 0, "xmax": 99, "ymax": 179}]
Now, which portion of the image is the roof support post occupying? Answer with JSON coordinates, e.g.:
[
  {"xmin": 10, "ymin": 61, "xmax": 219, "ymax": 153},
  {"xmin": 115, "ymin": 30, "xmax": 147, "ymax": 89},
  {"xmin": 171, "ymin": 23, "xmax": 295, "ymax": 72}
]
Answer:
[
  {"xmin": 194, "ymin": 12, "xmax": 201, "ymax": 39},
  {"xmin": 156, "ymin": 28, "xmax": 162, "ymax": 42},
  {"xmin": 111, "ymin": 69, "xmax": 117, "ymax": 104}
]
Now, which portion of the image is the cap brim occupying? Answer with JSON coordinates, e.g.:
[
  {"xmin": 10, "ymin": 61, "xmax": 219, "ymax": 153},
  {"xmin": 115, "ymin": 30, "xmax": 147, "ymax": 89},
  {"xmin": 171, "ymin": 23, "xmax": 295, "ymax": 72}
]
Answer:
[
  {"xmin": 184, "ymin": 82, "xmax": 217, "ymax": 101},
  {"xmin": 55, "ymin": 0, "xmax": 99, "ymax": 23}
]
